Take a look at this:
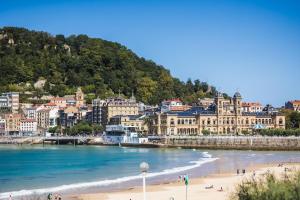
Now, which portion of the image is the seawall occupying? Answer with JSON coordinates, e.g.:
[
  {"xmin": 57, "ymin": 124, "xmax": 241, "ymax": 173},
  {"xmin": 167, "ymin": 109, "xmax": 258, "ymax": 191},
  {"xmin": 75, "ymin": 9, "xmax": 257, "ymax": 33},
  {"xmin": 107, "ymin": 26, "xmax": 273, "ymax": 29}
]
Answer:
[{"xmin": 153, "ymin": 136, "xmax": 300, "ymax": 151}]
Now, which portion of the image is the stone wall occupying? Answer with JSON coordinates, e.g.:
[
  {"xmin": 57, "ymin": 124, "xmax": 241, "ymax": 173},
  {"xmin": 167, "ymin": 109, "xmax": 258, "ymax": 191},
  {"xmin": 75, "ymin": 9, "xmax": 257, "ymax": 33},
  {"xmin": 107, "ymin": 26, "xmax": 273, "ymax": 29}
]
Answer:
[{"xmin": 150, "ymin": 136, "xmax": 300, "ymax": 150}]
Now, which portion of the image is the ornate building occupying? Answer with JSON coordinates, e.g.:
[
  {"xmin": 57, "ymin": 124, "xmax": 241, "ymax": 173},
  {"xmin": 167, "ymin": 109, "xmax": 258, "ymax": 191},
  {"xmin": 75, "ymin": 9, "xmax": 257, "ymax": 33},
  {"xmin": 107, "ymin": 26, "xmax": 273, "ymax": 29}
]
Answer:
[{"xmin": 150, "ymin": 92, "xmax": 285, "ymax": 135}]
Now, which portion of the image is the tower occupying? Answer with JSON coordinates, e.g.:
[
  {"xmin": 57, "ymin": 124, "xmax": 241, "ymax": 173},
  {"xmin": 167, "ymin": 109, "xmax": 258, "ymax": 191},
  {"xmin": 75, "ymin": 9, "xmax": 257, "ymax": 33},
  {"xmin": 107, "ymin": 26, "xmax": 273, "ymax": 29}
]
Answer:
[
  {"xmin": 75, "ymin": 87, "xmax": 84, "ymax": 107},
  {"xmin": 233, "ymin": 92, "xmax": 242, "ymax": 134},
  {"xmin": 233, "ymin": 92, "xmax": 242, "ymax": 116}
]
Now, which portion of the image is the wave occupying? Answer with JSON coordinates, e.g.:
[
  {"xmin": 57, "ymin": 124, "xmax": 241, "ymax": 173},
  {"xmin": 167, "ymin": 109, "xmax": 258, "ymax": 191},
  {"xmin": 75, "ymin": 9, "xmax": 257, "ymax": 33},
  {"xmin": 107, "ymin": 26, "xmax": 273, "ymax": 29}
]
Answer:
[{"xmin": 0, "ymin": 154, "xmax": 218, "ymax": 199}]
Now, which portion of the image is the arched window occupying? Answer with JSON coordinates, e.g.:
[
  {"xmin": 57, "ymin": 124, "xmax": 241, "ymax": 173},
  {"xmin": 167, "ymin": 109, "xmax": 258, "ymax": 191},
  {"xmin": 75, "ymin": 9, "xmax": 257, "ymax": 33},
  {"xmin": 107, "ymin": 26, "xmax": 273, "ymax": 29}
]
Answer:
[
  {"xmin": 181, "ymin": 119, "xmax": 184, "ymax": 124},
  {"xmin": 177, "ymin": 119, "xmax": 181, "ymax": 124},
  {"xmin": 189, "ymin": 119, "xmax": 192, "ymax": 125},
  {"xmin": 279, "ymin": 118, "xmax": 283, "ymax": 125}
]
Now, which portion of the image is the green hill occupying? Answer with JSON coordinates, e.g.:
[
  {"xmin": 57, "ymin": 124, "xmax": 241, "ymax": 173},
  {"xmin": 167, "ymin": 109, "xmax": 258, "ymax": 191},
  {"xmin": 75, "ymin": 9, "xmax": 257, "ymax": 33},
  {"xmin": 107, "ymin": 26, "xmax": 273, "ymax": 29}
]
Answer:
[{"xmin": 0, "ymin": 27, "xmax": 218, "ymax": 104}]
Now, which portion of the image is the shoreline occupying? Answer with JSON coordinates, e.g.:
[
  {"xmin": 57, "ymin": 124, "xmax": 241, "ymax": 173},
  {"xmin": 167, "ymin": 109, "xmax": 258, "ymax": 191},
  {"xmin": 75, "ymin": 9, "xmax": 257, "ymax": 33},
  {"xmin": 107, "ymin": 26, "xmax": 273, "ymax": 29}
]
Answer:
[
  {"xmin": 70, "ymin": 162, "xmax": 300, "ymax": 200},
  {"xmin": 2, "ymin": 136, "xmax": 300, "ymax": 151}
]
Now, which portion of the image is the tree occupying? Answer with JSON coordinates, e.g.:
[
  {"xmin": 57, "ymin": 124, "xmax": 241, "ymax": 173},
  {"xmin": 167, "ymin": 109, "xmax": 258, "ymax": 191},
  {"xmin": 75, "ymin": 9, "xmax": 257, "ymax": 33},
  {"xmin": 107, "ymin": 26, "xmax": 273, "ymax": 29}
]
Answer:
[{"xmin": 137, "ymin": 77, "xmax": 157, "ymax": 104}]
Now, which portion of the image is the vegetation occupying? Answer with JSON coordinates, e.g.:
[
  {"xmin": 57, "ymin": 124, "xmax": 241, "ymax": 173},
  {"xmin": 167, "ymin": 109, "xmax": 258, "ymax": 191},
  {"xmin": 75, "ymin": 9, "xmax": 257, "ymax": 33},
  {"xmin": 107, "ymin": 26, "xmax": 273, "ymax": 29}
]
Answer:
[
  {"xmin": 0, "ymin": 27, "xmax": 220, "ymax": 105},
  {"xmin": 64, "ymin": 121, "xmax": 103, "ymax": 135},
  {"xmin": 281, "ymin": 110, "xmax": 300, "ymax": 129},
  {"xmin": 258, "ymin": 129, "xmax": 300, "ymax": 137},
  {"xmin": 231, "ymin": 171, "xmax": 300, "ymax": 200}
]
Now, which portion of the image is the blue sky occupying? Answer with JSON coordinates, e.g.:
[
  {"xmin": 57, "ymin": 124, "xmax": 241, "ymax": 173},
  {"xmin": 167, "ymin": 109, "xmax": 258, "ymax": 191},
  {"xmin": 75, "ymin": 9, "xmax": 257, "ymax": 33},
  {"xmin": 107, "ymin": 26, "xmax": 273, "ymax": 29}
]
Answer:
[{"xmin": 0, "ymin": 0, "xmax": 299, "ymax": 106}]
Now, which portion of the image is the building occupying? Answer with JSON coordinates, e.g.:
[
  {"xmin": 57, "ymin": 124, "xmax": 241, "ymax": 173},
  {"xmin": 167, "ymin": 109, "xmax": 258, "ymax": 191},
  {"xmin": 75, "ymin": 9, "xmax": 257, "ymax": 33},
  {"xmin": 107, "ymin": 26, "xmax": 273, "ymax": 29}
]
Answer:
[
  {"xmin": 285, "ymin": 100, "xmax": 300, "ymax": 112},
  {"xmin": 49, "ymin": 87, "xmax": 85, "ymax": 108},
  {"xmin": 92, "ymin": 96, "xmax": 139, "ymax": 126},
  {"xmin": 92, "ymin": 99, "xmax": 106, "ymax": 124},
  {"xmin": 36, "ymin": 108, "xmax": 50, "ymax": 133},
  {"xmin": 0, "ymin": 117, "xmax": 6, "ymax": 135},
  {"xmin": 150, "ymin": 92, "xmax": 285, "ymax": 136},
  {"xmin": 0, "ymin": 92, "xmax": 19, "ymax": 113},
  {"xmin": 59, "ymin": 106, "xmax": 80, "ymax": 128},
  {"xmin": 49, "ymin": 107, "xmax": 59, "ymax": 127},
  {"xmin": 2, "ymin": 92, "xmax": 19, "ymax": 113},
  {"xmin": 20, "ymin": 119, "xmax": 37, "ymax": 136},
  {"xmin": 161, "ymin": 98, "xmax": 191, "ymax": 113},
  {"xmin": 109, "ymin": 115, "xmax": 148, "ymax": 134},
  {"xmin": 25, "ymin": 107, "xmax": 37, "ymax": 120},
  {"xmin": 198, "ymin": 98, "xmax": 214, "ymax": 109},
  {"xmin": 242, "ymin": 102, "xmax": 263, "ymax": 113},
  {"xmin": 4, "ymin": 113, "xmax": 21, "ymax": 135}
]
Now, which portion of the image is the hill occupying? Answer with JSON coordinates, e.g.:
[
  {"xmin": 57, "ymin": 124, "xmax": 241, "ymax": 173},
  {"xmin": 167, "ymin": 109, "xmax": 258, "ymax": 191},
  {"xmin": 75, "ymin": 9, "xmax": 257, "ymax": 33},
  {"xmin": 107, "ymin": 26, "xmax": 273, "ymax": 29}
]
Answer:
[{"xmin": 0, "ymin": 27, "xmax": 219, "ymax": 104}]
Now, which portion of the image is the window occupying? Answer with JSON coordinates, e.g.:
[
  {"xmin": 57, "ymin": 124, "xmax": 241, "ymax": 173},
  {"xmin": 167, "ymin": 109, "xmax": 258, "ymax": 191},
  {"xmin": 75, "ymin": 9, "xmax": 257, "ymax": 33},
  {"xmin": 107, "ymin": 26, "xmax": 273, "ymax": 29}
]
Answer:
[{"xmin": 170, "ymin": 118, "xmax": 175, "ymax": 125}]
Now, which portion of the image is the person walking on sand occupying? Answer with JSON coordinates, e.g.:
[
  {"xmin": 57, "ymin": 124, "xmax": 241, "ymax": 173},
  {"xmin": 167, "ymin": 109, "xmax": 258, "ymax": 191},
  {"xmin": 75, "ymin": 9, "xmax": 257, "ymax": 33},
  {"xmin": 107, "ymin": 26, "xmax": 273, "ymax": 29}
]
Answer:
[
  {"xmin": 237, "ymin": 169, "xmax": 239, "ymax": 175},
  {"xmin": 9, "ymin": 194, "xmax": 12, "ymax": 200}
]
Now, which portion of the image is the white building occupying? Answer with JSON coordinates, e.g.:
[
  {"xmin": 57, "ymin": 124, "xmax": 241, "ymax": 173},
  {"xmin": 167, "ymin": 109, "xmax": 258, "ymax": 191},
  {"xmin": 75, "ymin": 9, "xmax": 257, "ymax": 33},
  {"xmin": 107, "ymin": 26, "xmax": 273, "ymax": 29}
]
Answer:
[
  {"xmin": 25, "ymin": 107, "xmax": 37, "ymax": 120},
  {"xmin": 49, "ymin": 107, "xmax": 59, "ymax": 127},
  {"xmin": 20, "ymin": 119, "xmax": 37, "ymax": 136},
  {"xmin": 2, "ymin": 92, "xmax": 19, "ymax": 113},
  {"xmin": 161, "ymin": 98, "xmax": 191, "ymax": 113},
  {"xmin": 242, "ymin": 102, "xmax": 263, "ymax": 113}
]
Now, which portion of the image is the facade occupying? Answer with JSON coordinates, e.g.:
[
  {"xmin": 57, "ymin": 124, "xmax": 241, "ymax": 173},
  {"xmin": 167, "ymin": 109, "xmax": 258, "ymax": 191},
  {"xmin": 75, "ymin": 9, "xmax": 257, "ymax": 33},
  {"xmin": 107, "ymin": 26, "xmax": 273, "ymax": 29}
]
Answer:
[
  {"xmin": 242, "ymin": 102, "xmax": 263, "ymax": 113},
  {"xmin": 0, "ymin": 118, "xmax": 6, "ymax": 135},
  {"xmin": 92, "ymin": 96, "xmax": 139, "ymax": 126},
  {"xmin": 150, "ymin": 92, "xmax": 285, "ymax": 136},
  {"xmin": 0, "ymin": 96, "xmax": 11, "ymax": 113},
  {"xmin": 285, "ymin": 100, "xmax": 300, "ymax": 112},
  {"xmin": 92, "ymin": 99, "xmax": 105, "ymax": 124},
  {"xmin": 20, "ymin": 119, "xmax": 37, "ymax": 135},
  {"xmin": 109, "ymin": 115, "xmax": 148, "ymax": 134},
  {"xmin": 59, "ymin": 106, "xmax": 80, "ymax": 128},
  {"xmin": 36, "ymin": 109, "xmax": 50, "ymax": 130},
  {"xmin": 4, "ymin": 113, "xmax": 21, "ymax": 135},
  {"xmin": 2, "ymin": 92, "xmax": 19, "ymax": 113},
  {"xmin": 25, "ymin": 107, "xmax": 37, "ymax": 120},
  {"xmin": 161, "ymin": 98, "xmax": 191, "ymax": 113}
]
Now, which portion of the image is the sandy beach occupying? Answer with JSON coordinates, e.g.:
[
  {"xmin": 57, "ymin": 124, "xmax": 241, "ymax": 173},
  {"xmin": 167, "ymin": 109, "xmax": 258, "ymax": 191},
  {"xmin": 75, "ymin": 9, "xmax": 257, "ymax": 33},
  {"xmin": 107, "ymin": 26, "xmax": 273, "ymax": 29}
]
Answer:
[{"xmin": 72, "ymin": 163, "xmax": 300, "ymax": 200}]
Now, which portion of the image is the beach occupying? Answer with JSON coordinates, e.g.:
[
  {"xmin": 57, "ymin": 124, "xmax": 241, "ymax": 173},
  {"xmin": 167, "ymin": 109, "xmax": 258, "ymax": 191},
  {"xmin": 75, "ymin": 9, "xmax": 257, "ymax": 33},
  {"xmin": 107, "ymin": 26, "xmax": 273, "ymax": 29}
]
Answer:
[{"xmin": 73, "ymin": 163, "xmax": 300, "ymax": 200}]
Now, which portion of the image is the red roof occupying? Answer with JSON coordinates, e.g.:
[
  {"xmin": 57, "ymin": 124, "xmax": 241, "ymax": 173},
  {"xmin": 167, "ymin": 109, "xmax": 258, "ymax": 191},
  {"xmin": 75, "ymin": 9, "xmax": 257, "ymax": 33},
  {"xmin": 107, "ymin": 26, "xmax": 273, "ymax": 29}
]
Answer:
[
  {"xmin": 45, "ymin": 102, "xmax": 57, "ymax": 106},
  {"xmin": 242, "ymin": 102, "xmax": 262, "ymax": 107},
  {"xmin": 290, "ymin": 100, "xmax": 300, "ymax": 105},
  {"xmin": 164, "ymin": 98, "xmax": 182, "ymax": 103}
]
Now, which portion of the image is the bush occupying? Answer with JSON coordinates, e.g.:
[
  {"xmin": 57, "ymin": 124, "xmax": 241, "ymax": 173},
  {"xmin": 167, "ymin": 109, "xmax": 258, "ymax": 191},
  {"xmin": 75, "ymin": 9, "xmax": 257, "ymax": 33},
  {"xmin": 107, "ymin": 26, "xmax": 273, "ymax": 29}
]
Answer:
[
  {"xmin": 231, "ymin": 171, "xmax": 300, "ymax": 200},
  {"xmin": 258, "ymin": 129, "xmax": 300, "ymax": 136}
]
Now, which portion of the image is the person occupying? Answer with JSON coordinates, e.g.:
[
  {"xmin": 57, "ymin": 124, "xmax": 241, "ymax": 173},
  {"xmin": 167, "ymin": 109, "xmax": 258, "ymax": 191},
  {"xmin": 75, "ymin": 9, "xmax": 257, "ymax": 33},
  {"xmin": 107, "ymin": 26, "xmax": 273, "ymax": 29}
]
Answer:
[
  {"xmin": 242, "ymin": 169, "xmax": 246, "ymax": 175},
  {"xmin": 237, "ymin": 169, "xmax": 240, "ymax": 175},
  {"xmin": 253, "ymin": 170, "xmax": 256, "ymax": 177},
  {"xmin": 205, "ymin": 185, "xmax": 214, "ymax": 189},
  {"xmin": 47, "ymin": 193, "xmax": 52, "ymax": 200},
  {"xmin": 218, "ymin": 187, "xmax": 223, "ymax": 192},
  {"xmin": 9, "ymin": 194, "xmax": 12, "ymax": 200}
]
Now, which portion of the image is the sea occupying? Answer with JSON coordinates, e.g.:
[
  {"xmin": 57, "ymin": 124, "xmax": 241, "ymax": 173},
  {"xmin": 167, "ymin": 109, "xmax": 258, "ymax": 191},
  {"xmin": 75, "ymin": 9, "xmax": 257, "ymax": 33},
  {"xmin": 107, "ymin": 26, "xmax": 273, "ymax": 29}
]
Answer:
[{"xmin": 0, "ymin": 144, "xmax": 300, "ymax": 199}]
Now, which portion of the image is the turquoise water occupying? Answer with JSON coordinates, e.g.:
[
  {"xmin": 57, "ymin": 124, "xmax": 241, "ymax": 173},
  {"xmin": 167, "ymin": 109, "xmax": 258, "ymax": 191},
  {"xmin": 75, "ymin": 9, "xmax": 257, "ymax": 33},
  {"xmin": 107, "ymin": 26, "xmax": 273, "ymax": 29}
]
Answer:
[{"xmin": 0, "ymin": 145, "xmax": 300, "ymax": 199}]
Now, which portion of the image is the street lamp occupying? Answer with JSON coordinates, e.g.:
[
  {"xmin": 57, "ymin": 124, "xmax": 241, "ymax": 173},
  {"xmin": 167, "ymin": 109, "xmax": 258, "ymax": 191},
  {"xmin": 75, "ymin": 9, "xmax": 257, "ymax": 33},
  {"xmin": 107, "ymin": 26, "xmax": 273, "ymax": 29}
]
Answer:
[{"xmin": 140, "ymin": 162, "xmax": 149, "ymax": 200}]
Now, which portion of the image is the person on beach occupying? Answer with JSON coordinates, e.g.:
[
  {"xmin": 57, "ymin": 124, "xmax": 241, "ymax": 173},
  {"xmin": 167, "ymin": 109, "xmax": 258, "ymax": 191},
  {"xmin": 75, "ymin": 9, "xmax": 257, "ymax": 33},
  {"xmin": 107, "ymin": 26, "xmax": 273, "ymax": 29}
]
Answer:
[
  {"xmin": 205, "ymin": 185, "xmax": 214, "ymax": 189},
  {"xmin": 47, "ymin": 193, "xmax": 52, "ymax": 200},
  {"xmin": 242, "ymin": 169, "xmax": 245, "ymax": 175},
  {"xmin": 218, "ymin": 187, "xmax": 223, "ymax": 192},
  {"xmin": 9, "ymin": 194, "xmax": 12, "ymax": 200},
  {"xmin": 237, "ymin": 169, "xmax": 239, "ymax": 175}
]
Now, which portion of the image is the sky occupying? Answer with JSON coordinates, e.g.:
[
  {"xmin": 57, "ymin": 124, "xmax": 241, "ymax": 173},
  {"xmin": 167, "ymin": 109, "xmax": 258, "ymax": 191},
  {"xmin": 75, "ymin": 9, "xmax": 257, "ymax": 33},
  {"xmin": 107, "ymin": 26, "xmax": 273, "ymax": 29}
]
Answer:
[{"xmin": 0, "ymin": 0, "xmax": 299, "ymax": 106}]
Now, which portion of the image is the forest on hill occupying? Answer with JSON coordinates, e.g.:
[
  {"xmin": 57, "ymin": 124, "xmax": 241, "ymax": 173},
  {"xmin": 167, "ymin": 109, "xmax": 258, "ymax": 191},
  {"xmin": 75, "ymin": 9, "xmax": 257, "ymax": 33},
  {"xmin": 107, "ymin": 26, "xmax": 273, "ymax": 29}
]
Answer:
[{"xmin": 0, "ymin": 27, "xmax": 221, "ymax": 104}]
